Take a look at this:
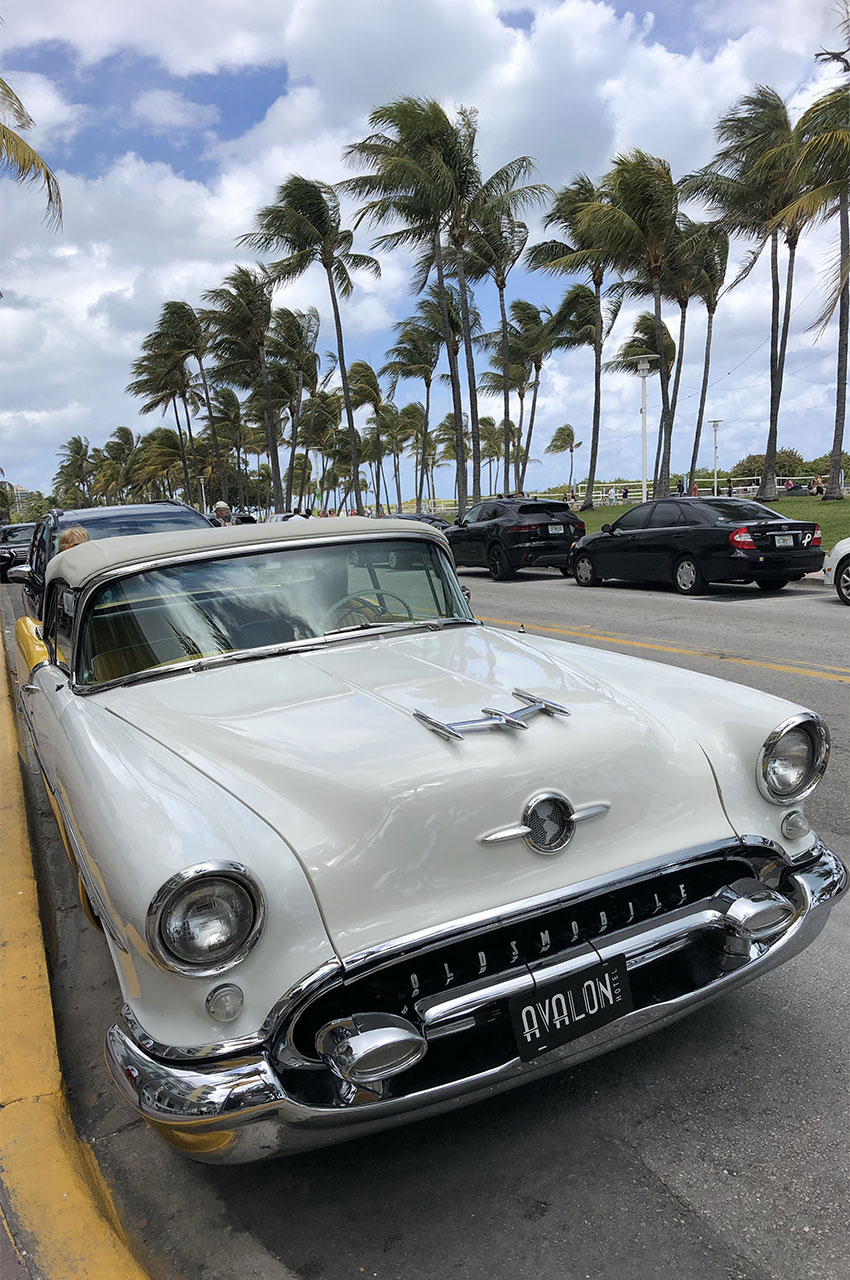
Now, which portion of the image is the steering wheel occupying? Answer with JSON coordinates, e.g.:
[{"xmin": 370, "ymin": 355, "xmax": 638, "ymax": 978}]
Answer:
[{"xmin": 322, "ymin": 590, "xmax": 414, "ymax": 631}]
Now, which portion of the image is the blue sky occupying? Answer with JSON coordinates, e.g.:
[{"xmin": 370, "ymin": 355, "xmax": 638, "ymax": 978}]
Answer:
[{"xmin": 1, "ymin": 0, "xmax": 845, "ymax": 500}]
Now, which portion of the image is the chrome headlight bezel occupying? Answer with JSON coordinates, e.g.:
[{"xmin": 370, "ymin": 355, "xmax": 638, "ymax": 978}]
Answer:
[
  {"xmin": 146, "ymin": 861, "xmax": 266, "ymax": 976},
  {"xmin": 756, "ymin": 712, "xmax": 830, "ymax": 805}
]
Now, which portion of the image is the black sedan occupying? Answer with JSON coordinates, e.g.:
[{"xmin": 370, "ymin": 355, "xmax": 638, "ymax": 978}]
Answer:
[
  {"xmin": 381, "ymin": 512, "xmax": 453, "ymax": 531},
  {"xmin": 572, "ymin": 497, "xmax": 823, "ymax": 595},
  {"xmin": 446, "ymin": 498, "xmax": 586, "ymax": 580},
  {"xmin": 0, "ymin": 522, "xmax": 36, "ymax": 583}
]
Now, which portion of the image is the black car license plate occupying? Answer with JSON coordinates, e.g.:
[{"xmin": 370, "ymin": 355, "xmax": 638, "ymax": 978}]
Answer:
[{"xmin": 509, "ymin": 957, "xmax": 633, "ymax": 1062}]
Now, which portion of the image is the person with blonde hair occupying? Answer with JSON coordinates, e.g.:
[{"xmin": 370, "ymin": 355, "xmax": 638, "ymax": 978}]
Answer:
[{"xmin": 57, "ymin": 525, "xmax": 89, "ymax": 552}]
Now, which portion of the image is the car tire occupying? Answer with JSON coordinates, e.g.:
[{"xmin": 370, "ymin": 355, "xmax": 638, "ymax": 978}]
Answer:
[
  {"xmin": 0, "ymin": 565, "xmax": 7, "ymax": 585},
  {"xmin": 756, "ymin": 577, "xmax": 789, "ymax": 591},
  {"xmin": 836, "ymin": 556, "xmax": 850, "ymax": 606},
  {"xmin": 573, "ymin": 552, "xmax": 599, "ymax": 587},
  {"xmin": 673, "ymin": 555, "xmax": 706, "ymax": 595},
  {"xmin": 487, "ymin": 544, "xmax": 515, "ymax": 581}
]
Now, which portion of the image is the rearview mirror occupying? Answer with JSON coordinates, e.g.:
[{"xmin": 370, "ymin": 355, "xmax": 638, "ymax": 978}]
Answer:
[{"xmin": 7, "ymin": 564, "xmax": 31, "ymax": 584}]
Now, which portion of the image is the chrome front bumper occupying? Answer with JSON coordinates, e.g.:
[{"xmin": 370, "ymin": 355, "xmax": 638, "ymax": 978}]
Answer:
[{"xmin": 106, "ymin": 841, "xmax": 847, "ymax": 1164}]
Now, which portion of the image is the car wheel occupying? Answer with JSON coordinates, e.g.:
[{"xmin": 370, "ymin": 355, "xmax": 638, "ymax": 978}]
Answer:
[
  {"xmin": 487, "ymin": 544, "xmax": 515, "ymax": 581},
  {"xmin": 573, "ymin": 552, "xmax": 599, "ymax": 587},
  {"xmin": 836, "ymin": 556, "xmax": 850, "ymax": 605},
  {"xmin": 673, "ymin": 555, "xmax": 706, "ymax": 595},
  {"xmin": 756, "ymin": 577, "xmax": 789, "ymax": 591}
]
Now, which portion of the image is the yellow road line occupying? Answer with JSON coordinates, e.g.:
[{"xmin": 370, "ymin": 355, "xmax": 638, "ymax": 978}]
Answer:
[
  {"xmin": 0, "ymin": 630, "xmax": 150, "ymax": 1278},
  {"xmin": 478, "ymin": 616, "xmax": 850, "ymax": 684}
]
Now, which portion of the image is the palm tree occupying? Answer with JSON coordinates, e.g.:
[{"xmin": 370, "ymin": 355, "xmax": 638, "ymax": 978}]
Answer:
[
  {"xmin": 206, "ymin": 387, "xmax": 249, "ymax": 509},
  {"xmin": 686, "ymin": 223, "xmax": 729, "ymax": 491},
  {"xmin": 545, "ymin": 424, "xmax": 583, "ymax": 491},
  {"xmin": 344, "ymin": 96, "xmax": 545, "ymax": 510},
  {"xmin": 478, "ymin": 415, "xmax": 504, "ymax": 494},
  {"xmin": 463, "ymin": 214, "xmax": 529, "ymax": 490},
  {"xmin": 768, "ymin": 85, "xmax": 849, "ymax": 500},
  {"xmin": 381, "ymin": 313, "xmax": 441, "ymax": 511},
  {"xmin": 238, "ymin": 177, "xmax": 380, "ymax": 515},
  {"xmin": 200, "ymin": 266, "xmax": 283, "ymax": 510},
  {"xmin": 126, "ymin": 349, "xmax": 195, "ymax": 504},
  {"xmin": 606, "ymin": 312, "xmax": 676, "ymax": 475},
  {"xmin": 685, "ymin": 87, "xmax": 812, "ymax": 499},
  {"xmin": 1, "ymin": 76, "xmax": 62, "ymax": 226},
  {"xmin": 573, "ymin": 152, "xmax": 680, "ymax": 496},
  {"xmin": 527, "ymin": 175, "xmax": 616, "ymax": 509},
  {"xmin": 54, "ymin": 436, "xmax": 95, "ymax": 505},
  {"xmin": 267, "ymin": 307, "xmax": 321, "ymax": 508},
  {"xmin": 348, "ymin": 361, "xmax": 391, "ymax": 512}
]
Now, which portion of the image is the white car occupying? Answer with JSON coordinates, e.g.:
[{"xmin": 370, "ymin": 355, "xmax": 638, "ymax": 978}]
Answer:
[
  {"xmin": 823, "ymin": 535, "xmax": 850, "ymax": 604},
  {"xmin": 13, "ymin": 518, "xmax": 846, "ymax": 1164}
]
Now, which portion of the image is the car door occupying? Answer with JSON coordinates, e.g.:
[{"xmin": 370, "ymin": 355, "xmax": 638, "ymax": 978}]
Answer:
[
  {"xmin": 447, "ymin": 504, "xmax": 485, "ymax": 565},
  {"xmin": 593, "ymin": 505, "xmax": 651, "ymax": 579},
  {"xmin": 19, "ymin": 581, "xmax": 78, "ymax": 801},
  {"xmin": 472, "ymin": 504, "xmax": 503, "ymax": 565},
  {"xmin": 22, "ymin": 519, "xmax": 51, "ymax": 619},
  {"xmin": 643, "ymin": 501, "xmax": 692, "ymax": 578}
]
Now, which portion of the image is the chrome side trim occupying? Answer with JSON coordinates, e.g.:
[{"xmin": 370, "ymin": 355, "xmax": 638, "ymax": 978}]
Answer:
[
  {"xmin": 756, "ymin": 711, "xmax": 830, "ymax": 804},
  {"xmin": 413, "ymin": 688, "xmax": 570, "ymax": 742}
]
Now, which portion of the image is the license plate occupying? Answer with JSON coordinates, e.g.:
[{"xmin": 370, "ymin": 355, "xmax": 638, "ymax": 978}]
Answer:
[
  {"xmin": 775, "ymin": 534, "xmax": 794, "ymax": 547},
  {"xmin": 548, "ymin": 523, "xmax": 565, "ymax": 535},
  {"xmin": 509, "ymin": 956, "xmax": 633, "ymax": 1061}
]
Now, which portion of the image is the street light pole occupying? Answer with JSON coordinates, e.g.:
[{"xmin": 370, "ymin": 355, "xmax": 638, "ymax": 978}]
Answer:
[
  {"xmin": 709, "ymin": 419, "xmax": 722, "ymax": 496},
  {"xmin": 632, "ymin": 355, "xmax": 659, "ymax": 503}
]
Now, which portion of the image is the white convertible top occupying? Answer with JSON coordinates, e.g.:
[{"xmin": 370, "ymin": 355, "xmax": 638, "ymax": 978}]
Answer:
[{"xmin": 46, "ymin": 516, "xmax": 449, "ymax": 591}]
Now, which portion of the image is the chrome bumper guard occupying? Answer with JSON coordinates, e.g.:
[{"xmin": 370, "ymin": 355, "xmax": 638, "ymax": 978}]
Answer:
[{"xmin": 106, "ymin": 841, "xmax": 846, "ymax": 1163}]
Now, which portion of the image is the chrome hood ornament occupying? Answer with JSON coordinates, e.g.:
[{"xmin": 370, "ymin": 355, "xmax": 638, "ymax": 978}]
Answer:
[
  {"xmin": 480, "ymin": 794, "xmax": 611, "ymax": 854},
  {"xmin": 413, "ymin": 689, "xmax": 571, "ymax": 743}
]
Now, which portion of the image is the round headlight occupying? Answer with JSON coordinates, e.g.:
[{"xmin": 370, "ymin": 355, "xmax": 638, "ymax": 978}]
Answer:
[
  {"xmin": 757, "ymin": 714, "xmax": 829, "ymax": 804},
  {"xmin": 147, "ymin": 863, "xmax": 265, "ymax": 975}
]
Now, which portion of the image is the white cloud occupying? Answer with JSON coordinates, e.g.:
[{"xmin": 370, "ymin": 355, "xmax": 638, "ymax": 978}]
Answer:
[
  {"xmin": 130, "ymin": 89, "xmax": 220, "ymax": 134},
  {"xmin": 1, "ymin": 70, "xmax": 89, "ymax": 147}
]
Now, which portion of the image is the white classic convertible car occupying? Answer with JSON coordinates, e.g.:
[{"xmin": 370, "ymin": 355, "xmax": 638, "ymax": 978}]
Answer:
[{"xmin": 13, "ymin": 517, "xmax": 846, "ymax": 1164}]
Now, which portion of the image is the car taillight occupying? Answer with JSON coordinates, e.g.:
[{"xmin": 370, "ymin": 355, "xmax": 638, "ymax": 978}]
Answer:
[
  {"xmin": 812, "ymin": 525, "xmax": 822, "ymax": 547},
  {"xmin": 729, "ymin": 526, "xmax": 756, "ymax": 549},
  {"xmin": 507, "ymin": 523, "xmax": 536, "ymax": 534},
  {"xmin": 575, "ymin": 522, "xmax": 586, "ymax": 535}
]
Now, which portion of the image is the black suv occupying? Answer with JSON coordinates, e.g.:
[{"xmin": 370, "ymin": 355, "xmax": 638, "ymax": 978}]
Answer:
[
  {"xmin": 15, "ymin": 501, "xmax": 213, "ymax": 620},
  {"xmin": 0, "ymin": 522, "xmax": 36, "ymax": 583},
  {"xmin": 446, "ymin": 498, "xmax": 586, "ymax": 580}
]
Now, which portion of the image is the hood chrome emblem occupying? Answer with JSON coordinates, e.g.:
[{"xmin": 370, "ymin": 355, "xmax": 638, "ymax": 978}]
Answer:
[
  {"xmin": 413, "ymin": 689, "xmax": 570, "ymax": 742},
  {"xmin": 479, "ymin": 795, "xmax": 610, "ymax": 854}
]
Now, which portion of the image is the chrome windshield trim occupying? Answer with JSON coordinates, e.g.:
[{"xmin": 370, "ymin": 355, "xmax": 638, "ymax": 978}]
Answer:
[{"xmin": 69, "ymin": 533, "xmax": 472, "ymax": 695}]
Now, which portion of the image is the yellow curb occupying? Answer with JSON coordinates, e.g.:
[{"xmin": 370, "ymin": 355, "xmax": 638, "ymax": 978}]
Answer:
[{"xmin": 0, "ymin": 622, "xmax": 150, "ymax": 1278}]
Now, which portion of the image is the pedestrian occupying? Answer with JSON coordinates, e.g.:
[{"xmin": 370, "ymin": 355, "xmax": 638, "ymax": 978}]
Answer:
[
  {"xmin": 607, "ymin": 485, "xmax": 616, "ymax": 505},
  {"xmin": 621, "ymin": 485, "xmax": 629, "ymax": 502},
  {"xmin": 726, "ymin": 478, "xmax": 733, "ymax": 497},
  {"xmin": 814, "ymin": 474, "xmax": 824, "ymax": 496},
  {"xmin": 212, "ymin": 501, "xmax": 234, "ymax": 526},
  {"xmin": 58, "ymin": 526, "xmax": 89, "ymax": 552},
  {"xmin": 691, "ymin": 482, "xmax": 699, "ymax": 497},
  {"xmin": 676, "ymin": 479, "xmax": 685, "ymax": 496}
]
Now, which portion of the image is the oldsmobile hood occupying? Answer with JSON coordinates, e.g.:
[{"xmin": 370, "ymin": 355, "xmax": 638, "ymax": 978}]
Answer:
[{"xmin": 98, "ymin": 626, "xmax": 737, "ymax": 959}]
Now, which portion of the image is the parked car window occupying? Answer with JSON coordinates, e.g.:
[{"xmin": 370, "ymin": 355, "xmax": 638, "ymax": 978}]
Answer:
[
  {"xmin": 648, "ymin": 502, "xmax": 689, "ymax": 528},
  {"xmin": 32, "ymin": 522, "xmax": 49, "ymax": 579},
  {"xmin": 698, "ymin": 499, "xmax": 784, "ymax": 522},
  {"xmin": 516, "ymin": 503, "xmax": 574, "ymax": 516},
  {"xmin": 78, "ymin": 540, "xmax": 470, "ymax": 686},
  {"xmin": 60, "ymin": 510, "xmax": 210, "ymax": 546},
  {"xmin": 613, "ymin": 507, "xmax": 649, "ymax": 531},
  {"xmin": 1, "ymin": 525, "xmax": 34, "ymax": 545},
  {"xmin": 461, "ymin": 504, "xmax": 485, "ymax": 524},
  {"xmin": 478, "ymin": 504, "xmax": 501, "ymax": 521}
]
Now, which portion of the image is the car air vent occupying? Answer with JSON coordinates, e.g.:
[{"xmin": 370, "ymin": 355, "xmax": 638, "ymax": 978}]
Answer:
[{"xmin": 289, "ymin": 857, "xmax": 752, "ymax": 1060}]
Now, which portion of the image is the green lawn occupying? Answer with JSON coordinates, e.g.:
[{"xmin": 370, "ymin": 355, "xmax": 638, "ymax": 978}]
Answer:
[{"xmin": 577, "ymin": 495, "xmax": 850, "ymax": 551}]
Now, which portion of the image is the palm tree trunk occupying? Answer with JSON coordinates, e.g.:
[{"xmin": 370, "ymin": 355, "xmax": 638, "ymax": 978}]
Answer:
[
  {"xmin": 670, "ymin": 302, "xmax": 688, "ymax": 426},
  {"xmin": 688, "ymin": 306, "xmax": 715, "ymax": 491},
  {"xmin": 433, "ymin": 235, "xmax": 467, "ymax": 513},
  {"xmin": 180, "ymin": 394, "xmax": 203, "ymax": 509},
  {"xmin": 581, "ymin": 277, "xmax": 604, "ymax": 511},
  {"xmin": 759, "ymin": 230, "xmax": 783, "ymax": 500},
  {"xmin": 520, "ymin": 363, "xmax": 541, "ymax": 490},
  {"xmin": 196, "ymin": 355, "xmax": 228, "ymax": 503},
  {"xmin": 514, "ymin": 393, "xmax": 525, "ymax": 491},
  {"xmin": 171, "ymin": 400, "xmax": 193, "ymax": 504},
  {"xmin": 416, "ymin": 378, "xmax": 431, "ymax": 513},
  {"xmin": 652, "ymin": 274, "xmax": 674, "ymax": 497},
  {"xmin": 286, "ymin": 370, "xmax": 304, "ymax": 510},
  {"xmin": 454, "ymin": 248, "xmax": 481, "ymax": 503},
  {"xmin": 325, "ymin": 268, "xmax": 364, "ymax": 516},
  {"xmin": 826, "ymin": 189, "xmax": 848, "ymax": 501},
  {"xmin": 498, "ymin": 283, "xmax": 512, "ymax": 494},
  {"xmin": 257, "ymin": 346, "xmax": 284, "ymax": 512},
  {"xmin": 761, "ymin": 235, "xmax": 798, "ymax": 500}
]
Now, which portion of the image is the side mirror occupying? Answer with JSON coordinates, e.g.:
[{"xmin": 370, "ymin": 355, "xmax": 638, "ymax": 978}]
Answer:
[
  {"xmin": 454, "ymin": 516, "xmax": 464, "ymax": 526},
  {"xmin": 601, "ymin": 524, "xmax": 612, "ymax": 534},
  {"xmin": 7, "ymin": 564, "xmax": 31, "ymax": 584}
]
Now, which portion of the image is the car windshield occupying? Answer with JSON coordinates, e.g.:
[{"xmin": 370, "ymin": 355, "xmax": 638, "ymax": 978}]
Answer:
[
  {"xmin": 2, "ymin": 526, "xmax": 34, "ymax": 545},
  {"xmin": 699, "ymin": 499, "xmax": 785, "ymax": 522},
  {"xmin": 78, "ymin": 539, "xmax": 472, "ymax": 687},
  {"xmin": 55, "ymin": 510, "xmax": 209, "ymax": 554}
]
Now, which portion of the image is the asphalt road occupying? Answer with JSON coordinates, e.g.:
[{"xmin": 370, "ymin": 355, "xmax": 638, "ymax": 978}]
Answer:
[{"xmin": 3, "ymin": 571, "xmax": 848, "ymax": 1280}]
